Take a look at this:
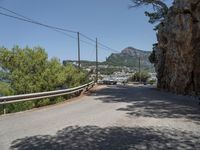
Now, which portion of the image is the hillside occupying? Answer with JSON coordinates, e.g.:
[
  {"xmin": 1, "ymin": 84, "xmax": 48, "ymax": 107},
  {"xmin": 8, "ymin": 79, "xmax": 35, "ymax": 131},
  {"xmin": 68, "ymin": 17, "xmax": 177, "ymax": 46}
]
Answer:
[
  {"xmin": 63, "ymin": 47, "xmax": 154, "ymax": 72},
  {"xmin": 106, "ymin": 47, "xmax": 154, "ymax": 71}
]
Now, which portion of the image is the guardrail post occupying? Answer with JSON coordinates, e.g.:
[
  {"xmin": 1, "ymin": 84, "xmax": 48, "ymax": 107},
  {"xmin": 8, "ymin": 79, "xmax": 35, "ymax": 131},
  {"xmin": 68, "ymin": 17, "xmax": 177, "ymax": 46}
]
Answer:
[
  {"xmin": 86, "ymin": 85, "xmax": 89, "ymax": 91},
  {"xmin": 3, "ymin": 100, "xmax": 6, "ymax": 115}
]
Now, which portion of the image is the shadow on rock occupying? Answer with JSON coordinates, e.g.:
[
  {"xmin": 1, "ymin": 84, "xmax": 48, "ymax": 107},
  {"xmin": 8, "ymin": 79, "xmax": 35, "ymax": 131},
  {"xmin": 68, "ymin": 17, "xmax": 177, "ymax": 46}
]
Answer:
[{"xmin": 10, "ymin": 126, "xmax": 200, "ymax": 150}]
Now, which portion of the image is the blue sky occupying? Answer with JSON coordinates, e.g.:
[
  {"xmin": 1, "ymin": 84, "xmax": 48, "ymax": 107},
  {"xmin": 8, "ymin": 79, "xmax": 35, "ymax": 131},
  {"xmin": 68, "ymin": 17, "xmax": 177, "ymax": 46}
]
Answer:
[{"xmin": 0, "ymin": 0, "xmax": 173, "ymax": 62}]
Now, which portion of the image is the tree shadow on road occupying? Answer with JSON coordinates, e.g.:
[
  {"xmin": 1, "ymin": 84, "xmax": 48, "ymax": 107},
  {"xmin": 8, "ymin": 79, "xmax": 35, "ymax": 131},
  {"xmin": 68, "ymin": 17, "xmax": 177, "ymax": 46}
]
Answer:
[
  {"xmin": 10, "ymin": 126, "xmax": 200, "ymax": 150},
  {"xmin": 92, "ymin": 85, "xmax": 200, "ymax": 123}
]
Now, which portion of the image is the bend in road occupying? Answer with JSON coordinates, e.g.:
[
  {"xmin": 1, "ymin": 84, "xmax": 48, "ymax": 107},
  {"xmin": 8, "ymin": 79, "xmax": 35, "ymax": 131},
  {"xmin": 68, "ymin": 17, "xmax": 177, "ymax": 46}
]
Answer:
[{"xmin": 0, "ymin": 85, "xmax": 200, "ymax": 150}]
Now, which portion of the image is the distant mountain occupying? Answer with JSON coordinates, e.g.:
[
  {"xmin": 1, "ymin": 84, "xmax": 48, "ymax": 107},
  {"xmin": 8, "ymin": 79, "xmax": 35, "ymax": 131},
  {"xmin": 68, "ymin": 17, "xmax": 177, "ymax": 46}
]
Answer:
[
  {"xmin": 63, "ymin": 47, "xmax": 154, "ymax": 72},
  {"xmin": 105, "ymin": 47, "xmax": 154, "ymax": 71}
]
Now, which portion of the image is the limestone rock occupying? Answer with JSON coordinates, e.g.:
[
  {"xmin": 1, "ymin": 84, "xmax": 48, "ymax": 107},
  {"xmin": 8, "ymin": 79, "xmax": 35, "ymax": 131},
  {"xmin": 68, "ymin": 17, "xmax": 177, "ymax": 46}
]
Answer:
[{"xmin": 155, "ymin": 0, "xmax": 200, "ymax": 95}]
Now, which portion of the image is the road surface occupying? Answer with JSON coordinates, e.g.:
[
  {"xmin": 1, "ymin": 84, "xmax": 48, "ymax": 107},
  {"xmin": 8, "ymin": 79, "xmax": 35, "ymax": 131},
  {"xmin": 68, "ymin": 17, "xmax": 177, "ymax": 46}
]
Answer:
[{"xmin": 0, "ymin": 85, "xmax": 200, "ymax": 150}]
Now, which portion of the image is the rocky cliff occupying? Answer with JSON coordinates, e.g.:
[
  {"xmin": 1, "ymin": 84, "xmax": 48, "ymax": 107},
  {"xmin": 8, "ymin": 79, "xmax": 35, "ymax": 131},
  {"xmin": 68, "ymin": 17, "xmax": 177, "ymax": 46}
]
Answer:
[
  {"xmin": 154, "ymin": 0, "xmax": 200, "ymax": 95},
  {"xmin": 106, "ymin": 47, "xmax": 154, "ymax": 71}
]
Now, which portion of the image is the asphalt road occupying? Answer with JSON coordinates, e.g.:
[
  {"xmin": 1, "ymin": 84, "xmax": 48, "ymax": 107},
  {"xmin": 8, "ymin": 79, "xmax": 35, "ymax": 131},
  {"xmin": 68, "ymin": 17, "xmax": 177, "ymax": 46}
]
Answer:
[{"xmin": 0, "ymin": 85, "xmax": 200, "ymax": 150}]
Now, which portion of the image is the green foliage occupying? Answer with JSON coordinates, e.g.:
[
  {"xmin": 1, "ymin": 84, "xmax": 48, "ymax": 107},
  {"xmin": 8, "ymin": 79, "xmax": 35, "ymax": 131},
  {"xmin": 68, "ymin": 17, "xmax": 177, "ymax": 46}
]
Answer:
[
  {"xmin": 148, "ymin": 79, "xmax": 157, "ymax": 85},
  {"xmin": 149, "ymin": 43, "xmax": 158, "ymax": 64},
  {"xmin": 0, "ymin": 46, "xmax": 89, "ymax": 114},
  {"xmin": 54, "ymin": 96, "xmax": 65, "ymax": 104},
  {"xmin": 129, "ymin": 71, "xmax": 150, "ymax": 82},
  {"xmin": 149, "ymin": 50, "xmax": 156, "ymax": 64},
  {"xmin": 130, "ymin": 0, "xmax": 168, "ymax": 25},
  {"xmin": 0, "ymin": 46, "xmax": 49, "ymax": 94},
  {"xmin": 42, "ymin": 58, "xmax": 67, "ymax": 91},
  {"xmin": 0, "ymin": 46, "xmax": 88, "ymax": 93},
  {"xmin": 0, "ymin": 81, "xmax": 13, "ymax": 96},
  {"xmin": 99, "ymin": 67, "xmax": 122, "ymax": 75},
  {"xmin": 64, "ymin": 64, "xmax": 89, "ymax": 87},
  {"xmin": 5, "ymin": 101, "xmax": 35, "ymax": 113},
  {"xmin": 106, "ymin": 53, "xmax": 154, "ymax": 72},
  {"xmin": 107, "ymin": 54, "xmax": 139, "ymax": 67},
  {"xmin": 35, "ymin": 99, "xmax": 51, "ymax": 108},
  {"xmin": 2, "ymin": 97, "xmax": 68, "ymax": 114}
]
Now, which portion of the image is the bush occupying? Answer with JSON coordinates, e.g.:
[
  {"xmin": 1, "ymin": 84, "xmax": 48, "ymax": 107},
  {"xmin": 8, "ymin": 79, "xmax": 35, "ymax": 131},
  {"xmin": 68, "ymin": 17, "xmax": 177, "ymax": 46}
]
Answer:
[
  {"xmin": 0, "ymin": 81, "xmax": 13, "ymax": 96},
  {"xmin": 0, "ymin": 46, "xmax": 89, "ymax": 114},
  {"xmin": 148, "ymin": 79, "xmax": 157, "ymax": 85},
  {"xmin": 129, "ymin": 71, "xmax": 150, "ymax": 83},
  {"xmin": 54, "ymin": 97, "xmax": 65, "ymax": 104},
  {"xmin": 5, "ymin": 101, "xmax": 35, "ymax": 114}
]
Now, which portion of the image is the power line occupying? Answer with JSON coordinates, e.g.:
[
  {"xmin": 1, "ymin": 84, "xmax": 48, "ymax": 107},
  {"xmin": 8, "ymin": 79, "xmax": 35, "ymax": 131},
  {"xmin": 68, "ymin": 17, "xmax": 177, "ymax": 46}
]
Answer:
[
  {"xmin": 80, "ymin": 33, "xmax": 96, "ymax": 43},
  {"xmin": 1, "ymin": 11, "xmax": 82, "ymax": 43},
  {"xmin": 79, "ymin": 34, "xmax": 117, "ymax": 52},
  {"xmin": 0, "ymin": 11, "xmax": 113, "ymax": 50},
  {"xmin": 0, "ymin": 9, "xmax": 76, "ymax": 34},
  {"xmin": 0, "ymin": 6, "xmax": 83, "ymax": 43},
  {"xmin": 80, "ymin": 33, "xmax": 119, "ymax": 53},
  {"xmin": 99, "ymin": 43, "xmax": 119, "ymax": 53},
  {"xmin": 0, "ymin": 6, "xmax": 35, "ymax": 22},
  {"xmin": 52, "ymin": 29, "xmax": 78, "ymax": 40},
  {"xmin": 80, "ymin": 40, "xmax": 96, "ymax": 47},
  {"xmin": 0, "ymin": 6, "xmax": 119, "ymax": 53},
  {"xmin": 0, "ymin": 6, "xmax": 81, "ymax": 41}
]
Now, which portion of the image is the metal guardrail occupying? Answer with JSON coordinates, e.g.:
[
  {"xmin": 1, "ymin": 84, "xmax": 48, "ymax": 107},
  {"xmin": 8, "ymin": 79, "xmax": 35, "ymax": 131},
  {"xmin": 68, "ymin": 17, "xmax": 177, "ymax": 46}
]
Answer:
[{"xmin": 0, "ymin": 81, "xmax": 94, "ymax": 111}]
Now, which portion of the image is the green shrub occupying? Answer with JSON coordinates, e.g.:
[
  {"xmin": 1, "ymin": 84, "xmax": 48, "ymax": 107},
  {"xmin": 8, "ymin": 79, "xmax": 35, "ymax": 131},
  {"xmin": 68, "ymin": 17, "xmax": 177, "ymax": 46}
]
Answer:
[
  {"xmin": 128, "ymin": 71, "xmax": 150, "ymax": 83},
  {"xmin": 148, "ymin": 79, "xmax": 157, "ymax": 85},
  {"xmin": 54, "ymin": 97, "xmax": 65, "ymax": 104},
  {"xmin": 5, "ymin": 101, "xmax": 35, "ymax": 113},
  {"xmin": 0, "ymin": 46, "xmax": 89, "ymax": 114}
]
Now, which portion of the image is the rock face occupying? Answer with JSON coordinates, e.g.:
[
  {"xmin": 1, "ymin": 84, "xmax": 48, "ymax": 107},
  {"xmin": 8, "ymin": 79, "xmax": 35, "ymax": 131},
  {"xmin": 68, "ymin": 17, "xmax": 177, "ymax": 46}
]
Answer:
[
  {"xmin": 106, "ymin": 47, "xmax": 154, "ymax": 71},
  {"xmin": 155, "ymin": 0, "xmax": 200, "ymax": 95},
  {"xmin": 121, "ymin": 47, "xmax": 150, "ymax": 58}
]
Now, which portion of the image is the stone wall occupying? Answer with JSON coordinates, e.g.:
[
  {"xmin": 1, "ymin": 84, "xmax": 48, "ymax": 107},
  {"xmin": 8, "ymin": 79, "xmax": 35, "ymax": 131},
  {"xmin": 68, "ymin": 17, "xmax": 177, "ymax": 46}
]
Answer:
[{"xmin": 154, "ymin": 0, "xmax": 200, "ymax": 95}]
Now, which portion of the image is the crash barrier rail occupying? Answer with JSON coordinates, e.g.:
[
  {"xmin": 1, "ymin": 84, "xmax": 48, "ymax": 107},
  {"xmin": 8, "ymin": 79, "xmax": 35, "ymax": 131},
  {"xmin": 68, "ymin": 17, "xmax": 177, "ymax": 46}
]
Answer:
[{"xmin": 0, "ymin": 81, "xmax": 95, "ymax": 114}]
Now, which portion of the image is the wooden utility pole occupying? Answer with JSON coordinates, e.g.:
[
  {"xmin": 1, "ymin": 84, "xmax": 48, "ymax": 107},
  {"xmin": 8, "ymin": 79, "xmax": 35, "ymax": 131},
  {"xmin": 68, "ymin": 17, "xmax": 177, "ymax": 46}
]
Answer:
[
  {"xmin": 77, "ymin": 32, "xmax": 80, "ymax": 69},
  {"xmin": 96, "ymin": 38, "xmax": 98, "ymax": 83},
  {"xmin": 139, "ymin": 56, "xmax": 141, "ymax": 83}
]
